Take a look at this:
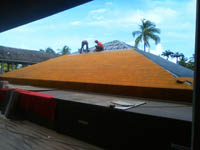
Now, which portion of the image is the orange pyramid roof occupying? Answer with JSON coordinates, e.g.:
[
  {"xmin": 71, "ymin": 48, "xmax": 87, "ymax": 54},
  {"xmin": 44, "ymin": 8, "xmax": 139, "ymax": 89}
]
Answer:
[{"xmin": 0, "ymin": 50, "xmax": 193, "ymax": 102}]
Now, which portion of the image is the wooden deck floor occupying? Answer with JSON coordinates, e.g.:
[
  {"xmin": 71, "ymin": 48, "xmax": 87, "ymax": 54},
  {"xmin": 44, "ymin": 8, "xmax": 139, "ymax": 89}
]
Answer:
[{"xmin": 0, "ymin": 114, "xmax": 102, "ymax": 150}]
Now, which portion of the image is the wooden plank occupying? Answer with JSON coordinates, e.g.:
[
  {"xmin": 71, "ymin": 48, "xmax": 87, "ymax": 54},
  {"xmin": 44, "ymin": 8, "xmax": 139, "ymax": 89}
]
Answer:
[{"xmin": 0, "ymin": 114, "xmax": 102, "ymax": 150}]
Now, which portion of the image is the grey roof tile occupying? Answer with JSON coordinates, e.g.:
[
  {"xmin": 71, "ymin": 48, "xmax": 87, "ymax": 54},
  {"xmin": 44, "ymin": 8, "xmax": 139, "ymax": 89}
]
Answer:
[{"xmin": 0, "ymin": 45, "xmax": 59, "ymax": 64}]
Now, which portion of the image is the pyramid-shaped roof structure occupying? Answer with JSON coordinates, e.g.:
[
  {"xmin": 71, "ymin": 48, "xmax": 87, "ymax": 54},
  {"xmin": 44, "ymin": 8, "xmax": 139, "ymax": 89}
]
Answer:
[
  {"xmin": 102, "ymin": 40, "xmax": 193, "ymax": 78},
  {"xmin": 0, "ymin": 48, "xmax": 193, "ymax": 102}
]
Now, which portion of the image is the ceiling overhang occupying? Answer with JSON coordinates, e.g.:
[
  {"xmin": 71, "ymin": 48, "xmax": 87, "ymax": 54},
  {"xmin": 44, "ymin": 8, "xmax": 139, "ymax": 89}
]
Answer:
[{"xmin": 0, "ymin": 0, "xmax": 92, "ymax": 33}]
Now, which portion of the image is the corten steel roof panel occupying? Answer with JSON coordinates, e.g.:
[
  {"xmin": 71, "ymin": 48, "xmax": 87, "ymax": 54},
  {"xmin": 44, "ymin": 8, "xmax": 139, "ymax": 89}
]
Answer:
[
  {"xmin": 0, "ymin": 0, "xmax": 92, "ymax": 33},
  {"xmin": 100, "ymin": 40, "xmax": 193, "ymax": 78},
  {"xmin": 0, "ymin": 50, "xmax": 193, "ymax": 102},
  {"xmin": 0, "ymin": 50, "xmax": 191, "ymax": 88}
]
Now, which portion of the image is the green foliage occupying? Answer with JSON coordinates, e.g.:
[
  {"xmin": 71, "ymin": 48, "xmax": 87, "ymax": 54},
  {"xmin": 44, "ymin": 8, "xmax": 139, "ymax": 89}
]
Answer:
[
  {"xmin": 161, "ymin": 49, "xmax": 194, "ymax": 70},
  {"xmin": 39, "ymin": 45, "xmax": 71, "ymax": 55},
  {"xmin": 0, "ymin": 63, "xmax": 18, "ymax": 72},
  {"xmin": 178, "ymin": 56, "xmax": 188, "ymax": 67},
  {"xmin": 177, "ymin": 54, "xmax": 194, "ymax": 70},
  {"xmin": 132, "ymin": 19, "xmax": 161, "ymax": 52},
  {"xmin": 171, "ymin": 52, "xmax": 184, "ymax": 63},
  {"xmin": 184, "ymin": 54, "xmax": 194, "ymax": 70},
  {"xmin": 161, "ymin": 50, "xmax": 174, "ymax": 60},
  {"xmin": 45, "ymin": 47, "xmax": 56, "ymax": 54},
  {"xmin": 60, "ymin": 45, "xmax": 71, "ymax": 55},
  {"xmin": 39, "ymin": 49, "xmax": 45, "ymax": 52},
  {"xmin": 39, "ymin": 47, "xmax": 56, "ymax": 54},
  {"xmin": 186, "ymin": 61, "xmax": 195, "ymax": 70}
]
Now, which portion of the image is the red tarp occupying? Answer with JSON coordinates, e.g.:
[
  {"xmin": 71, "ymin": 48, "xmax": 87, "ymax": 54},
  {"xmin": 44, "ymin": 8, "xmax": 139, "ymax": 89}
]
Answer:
[{"xmin": 16, "ymin": 89, "xmax": 57, "ymax": 120}]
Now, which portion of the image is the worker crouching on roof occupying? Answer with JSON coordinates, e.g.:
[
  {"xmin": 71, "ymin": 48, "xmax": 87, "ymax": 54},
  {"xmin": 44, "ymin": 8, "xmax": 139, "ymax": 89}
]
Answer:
[
  {"xmin": 80, "ymin": 40, "xmax": 89, "ymax": 54},
  {"xmin": 94, "ymin": 40, "xmax": 104, "ymax": 52}
]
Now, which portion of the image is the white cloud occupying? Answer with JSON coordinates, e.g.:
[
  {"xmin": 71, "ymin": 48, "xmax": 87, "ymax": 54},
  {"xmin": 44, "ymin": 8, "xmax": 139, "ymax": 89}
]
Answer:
[
  {"xmin": 150, "ymin": 44, "xmax": 176, "ymax": 63},
  {"xmin": 127, "ymin": 41, "xmax": 135, "ymax": 46},
  {"xmin": 88, "ymin": 9, "xmax": 107, "ymax": 24},
  {"xmin": 19, "ymin": 43, "xmax": 28, "ymax": 49},
  {"xmin": 90, "ymin": 9, "xmax": 107, "ymax": 14},
  {"xmin": 96, "ymin": 16, "xmax": 105, "ymax": 20},
  {"xmin": 186, "ymin": 0, "xmax": 196, "ymax": 15},
  {"xmin": 168, "ymin": 57, "xmax": 176, "ymax": 63},
  {"xmin": 105, "ymin": 2, "xmax": 113, "ymax": 6},
  {"xmin": 6, "ymin": 25, "xmax": 34, "ymax": 33},
  {"xmin": 165, "ymin": 31, "xmax": 192, "ymax": 39},
  {"xmin": 150, "ymin": 44, "xmax": 163, "ymax": 56},
  {"xmin": 86, "ymin": 6, "xmax": 177, "ymax": 29},
  {"xmin": 87, "ymin": 20, "xmax": 112, "ymax": 26},
  {"xmin": 126, "ymin": 7, "xmax": 177, "ymax": 25},
  {"xmin": 71, "ymin": 21, "xmax": 81, "ymax": 25}
]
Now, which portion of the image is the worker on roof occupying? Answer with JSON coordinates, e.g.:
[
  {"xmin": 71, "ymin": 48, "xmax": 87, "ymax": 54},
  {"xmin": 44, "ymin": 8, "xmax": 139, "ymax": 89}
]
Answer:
[
  {"xmin": 94, "ymin": 40, "xmax": 104, "ymax": 52},
  {"xmin": 80, "ymin": 40, "xmax": 89, "ymax": 54}
]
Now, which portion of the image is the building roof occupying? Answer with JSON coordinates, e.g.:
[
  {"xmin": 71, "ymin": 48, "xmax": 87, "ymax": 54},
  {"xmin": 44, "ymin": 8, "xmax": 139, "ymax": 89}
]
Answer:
[
  {"xmin": 0, "ymin": 45, "xmax": 59, "ymax": 64},
  {"xmin": 135, "ymin": 49, "xmax": 194, "ymax": 77},
  {"xmin": 0, "ymin": 49, "xmax": 193, "ymax": 102},
  {"xmin": 89, "ymin": 40, "xmax": 134, "ymax": 51},
  {"xmin": 101, "ymin": 40, "xmax": 194, "ymax": 78}
]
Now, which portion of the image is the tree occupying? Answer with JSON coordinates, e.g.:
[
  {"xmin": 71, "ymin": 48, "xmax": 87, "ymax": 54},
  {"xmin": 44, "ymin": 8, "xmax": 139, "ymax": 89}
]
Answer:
[
  {"xmin": 187, "ymin": 54, "xmax": 195, "ymax": 70},
  {"xmin": 172, "ymin": 52, "xmax": 183, "ymax": 63},
  {"xmin": 45, "ymin": 47, "xmax": 55, "ymax": 54},
  {"xmin": 39, "ymin": 49, "xmax": 45, "ymax": 52},
  {"xmin": 161, "ymin": 50, "xmax": 174, "ymax": 60},
  {"xmin": 178, "ymin": 55, "xmax": 188, "ymax": 67},
  {"xmin": 173, "ymin": 53, "xmax": 194, "ymax": 70},
  {"xmin": 60, "ymin": 45, "xmax": 71, "ymax": 55},
  {"xmin": 132, "ymin": 19, "xmax": 160, "ymax": 52},
  {"xmin": 189, "ymin": 54, "xmax": 195, "ymax": 63}
]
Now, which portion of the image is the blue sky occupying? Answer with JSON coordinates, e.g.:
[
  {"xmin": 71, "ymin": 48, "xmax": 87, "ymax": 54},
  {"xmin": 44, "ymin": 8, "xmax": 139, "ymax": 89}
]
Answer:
[{"xmin": 0, "ymin": 0, "xmax": 196, "ymax": 61}]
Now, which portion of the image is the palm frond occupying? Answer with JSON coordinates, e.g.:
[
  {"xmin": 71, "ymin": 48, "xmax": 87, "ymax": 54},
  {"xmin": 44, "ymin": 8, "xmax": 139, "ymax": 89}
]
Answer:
[
  {"xmin": 144, "ymin": 20, "xmax": 155, "ymax": 29},
  {"xmin": 148, "ymin": 27, "xmax": 161, "ymax": 34},
  {"xmin": 147, "ymin": 33, "xmax": 160, "ymax": 45},
  {"xmin": 132, "ymin": 19, "xmax": 161, "ymax": 50},
  {"xmin": 132, "ymin": 31, "xmax": 141, "ymax": 37},
  {"xmin": 135, "ymin": 34, "xmax": 143, "ymax": 47}
]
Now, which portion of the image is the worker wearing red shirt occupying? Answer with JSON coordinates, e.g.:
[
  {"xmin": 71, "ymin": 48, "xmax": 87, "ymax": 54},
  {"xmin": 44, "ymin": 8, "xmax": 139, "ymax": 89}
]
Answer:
[{"xmin": 95, "ymin": 40, "xmax": 104, "ymax": 52}]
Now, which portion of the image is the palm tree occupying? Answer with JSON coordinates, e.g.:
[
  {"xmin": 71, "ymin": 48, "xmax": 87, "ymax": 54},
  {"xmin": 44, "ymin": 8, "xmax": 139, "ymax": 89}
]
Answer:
[
  {"xmin": 132, "ymin": 19, "xmax": 161, "ymax": 52},
  {"xmin": 45, "ymin": 47, "xmax": 56, "ymax": 54},
  {"xmin": 172, "ymin": 52, "xmax": 183, "ymax": 63},
  {"xmin": 178, "ymin": 55, "xmax": 188, "ymax": 67},
  {"xmin": 161, "ymin": 50, "xmax": 174, "ymax": 60},
  {"xmin": 39, "ymin": 49, "xmax": 45, "ymax": 52},
  {"xmin": 179, "ymin": 53, "xmax": 184, "ymax": 60},
  {"xmin": 187, "ymin": 54, "xmax": 195, "ymax": 70},
  {"xmin": 189, "ymin": 54, "xmax": 195, "ymax": 63},
  {"xmin": 61, "ymin": 45, "xmax": 71, "ymax": 55}
]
